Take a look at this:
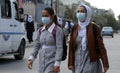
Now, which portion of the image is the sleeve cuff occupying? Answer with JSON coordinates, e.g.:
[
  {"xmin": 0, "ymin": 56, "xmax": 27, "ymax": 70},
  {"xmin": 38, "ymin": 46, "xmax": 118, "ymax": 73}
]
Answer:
[
  {"xmin": 54, "ymin": 61, "xmax": 61, "ymax": 66},
  {"xmin": 28, "ymin": 56, "xmax": 35, "ymax": 61}
]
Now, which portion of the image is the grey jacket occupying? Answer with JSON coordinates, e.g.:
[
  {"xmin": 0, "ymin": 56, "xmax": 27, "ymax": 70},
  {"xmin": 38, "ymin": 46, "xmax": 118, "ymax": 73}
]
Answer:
[{"xmin": 29, "ymin": 23, "xmax": 63, "ymax": 73}]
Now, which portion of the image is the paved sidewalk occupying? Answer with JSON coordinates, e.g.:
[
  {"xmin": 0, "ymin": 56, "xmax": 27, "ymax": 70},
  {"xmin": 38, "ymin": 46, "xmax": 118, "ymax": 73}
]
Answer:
[{"xmin": 26, "ymin": 42, "xmax": 34, "ymax": 48}]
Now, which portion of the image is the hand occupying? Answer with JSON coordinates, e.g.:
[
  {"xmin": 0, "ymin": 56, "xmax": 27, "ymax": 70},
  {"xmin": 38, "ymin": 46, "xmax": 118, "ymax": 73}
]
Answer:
[
  {"xmin": 68, "ymin": 66, "xmax": 74, "ymax": 71},
  {"xmin": 28, "ymin": 60, "xmax": 33, "ymax": 69},
  {"xmin": 103, "ymin": 67, "xmax": 109, "ymax": 73},
  {"xmin": 53, "ymin": 66, "xmax": 60, "ymax": 73}
]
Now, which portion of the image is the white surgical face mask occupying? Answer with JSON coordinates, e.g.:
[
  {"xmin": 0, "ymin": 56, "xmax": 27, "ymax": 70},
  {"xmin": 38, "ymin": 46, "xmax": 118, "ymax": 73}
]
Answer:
[
  {"xmin": 76, "ymin": 12, "xmax": 86, "ymax": 22},
  {"xmin": 42, "ymin": 17, "xmax": 51, "ymax": 25}
]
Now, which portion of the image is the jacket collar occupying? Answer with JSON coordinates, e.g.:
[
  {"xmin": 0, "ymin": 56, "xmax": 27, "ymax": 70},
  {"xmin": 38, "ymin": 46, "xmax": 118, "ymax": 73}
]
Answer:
[{"xmin": 41, "ymin": 23, "xmax": 55, "ymax": 33}]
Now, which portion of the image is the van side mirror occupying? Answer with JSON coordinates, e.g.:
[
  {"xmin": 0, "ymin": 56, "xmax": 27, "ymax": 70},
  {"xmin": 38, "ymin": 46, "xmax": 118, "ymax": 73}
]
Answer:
[{"xmin": 18, "ymin": 8, "xmax": 24, "ymax": 14}]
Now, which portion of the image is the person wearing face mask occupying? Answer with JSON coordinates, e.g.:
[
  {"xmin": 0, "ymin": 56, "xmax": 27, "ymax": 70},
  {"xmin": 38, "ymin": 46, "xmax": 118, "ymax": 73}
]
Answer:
[
  {"xmin": 68, "ymin": 3, "xmax": 109, "ymax": 73},
  {"xmin": 25, "ymin": 15, "xmax": 35, "ymax": 43},
  {"xmin": 27, "ymin": 7, "xmax": 64, "ymax": 73}
]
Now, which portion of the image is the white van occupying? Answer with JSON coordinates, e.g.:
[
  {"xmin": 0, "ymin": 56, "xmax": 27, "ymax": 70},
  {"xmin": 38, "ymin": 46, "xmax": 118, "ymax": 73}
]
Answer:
[{"xmin": 0, "ymin": 0, "xmax": 26, "ymax": 60}]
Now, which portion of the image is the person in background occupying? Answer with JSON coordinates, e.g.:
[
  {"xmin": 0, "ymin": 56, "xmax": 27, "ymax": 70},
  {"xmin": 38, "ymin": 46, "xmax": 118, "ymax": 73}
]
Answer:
[
  {"xmin": 25, "ymin": 15, "xmax": 35, "ymax": 43},
  {"xmin": 69, "ymin": 22, "xmax": 75, "ymax": 32},
  {"xmin": 68, "ymin": 3, "xmax": 109, "ymax": 73},
  {"xmin": 70, "ymin": 22, "xmax": 75, "ymax": 28},
  {"xmin": 27, "ymin": 7, "xmax": 63, "ymax": 73},
  {"xmin": 64, "ymin": 21, "xmax": 70, "ymax": 37},
  {"xmin": 58, "ymin": 16, "xmax": 63, "ymax": 26}
]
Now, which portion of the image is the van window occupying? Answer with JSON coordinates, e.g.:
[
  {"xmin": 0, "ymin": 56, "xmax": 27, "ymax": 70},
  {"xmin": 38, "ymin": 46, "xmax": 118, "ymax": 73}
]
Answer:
[
  {"xmin": 13, "ymin": 2, "xmax": 18, "ymax": 19},
  {"xmin": 1, "ymin": 0, "xmax": 11, "ymax": 18}
]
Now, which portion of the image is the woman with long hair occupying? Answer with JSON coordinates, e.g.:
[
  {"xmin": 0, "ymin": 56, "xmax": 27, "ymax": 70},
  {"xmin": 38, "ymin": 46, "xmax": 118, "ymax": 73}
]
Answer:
[{"xmin": 28, "ymin": 7, "xmax": 63, "ymax": 73}]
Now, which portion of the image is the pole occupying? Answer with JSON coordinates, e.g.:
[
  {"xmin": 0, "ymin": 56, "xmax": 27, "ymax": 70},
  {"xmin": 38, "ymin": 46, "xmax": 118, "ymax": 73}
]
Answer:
[
  {"xmin": 55, "ymin": 0, "xmax": 59, "ymax": 15},
  {"xmin": 55, "ymin": 0, "xmax": 57, "ymax": 15},
  {"xmin": 51, "ymin": 0, "xmax": 52, "ymax": 8},
  {"xmin": 57, "ymin": 0, "xmax": 59, "ymax": 16}
]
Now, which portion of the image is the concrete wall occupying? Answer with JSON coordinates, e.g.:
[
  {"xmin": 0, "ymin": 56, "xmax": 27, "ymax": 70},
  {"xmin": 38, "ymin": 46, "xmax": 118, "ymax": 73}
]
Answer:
[{"xmin": 23, "ymin": 1, "xmax": 36, "ymax": 20}]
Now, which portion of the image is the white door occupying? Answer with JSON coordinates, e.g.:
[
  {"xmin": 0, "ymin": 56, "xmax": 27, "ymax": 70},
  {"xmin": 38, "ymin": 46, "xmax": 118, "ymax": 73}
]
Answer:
[
  {"xmin": 10, "ymin": 19, "xmax": 25, "ymax": 51},
  {"xmin": 0, "ymin": 0, "xmax": 13, "ymax": 53},
  {"xmin": 10, "ymin": 2, "xmax": 25, "ymax": 51}
]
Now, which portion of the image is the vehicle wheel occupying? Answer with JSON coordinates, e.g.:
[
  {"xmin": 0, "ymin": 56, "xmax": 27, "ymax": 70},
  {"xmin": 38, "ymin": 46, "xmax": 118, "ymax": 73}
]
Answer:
[{"xmin": 14, "ymin": 40, "xmax": 26, "ymax": 60}]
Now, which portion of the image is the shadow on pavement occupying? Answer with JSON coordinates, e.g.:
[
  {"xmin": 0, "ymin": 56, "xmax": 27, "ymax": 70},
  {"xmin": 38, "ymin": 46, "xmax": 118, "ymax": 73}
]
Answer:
[{"xmin": 0, "ymin": 57, "xmax": 16, "ymax": 65}]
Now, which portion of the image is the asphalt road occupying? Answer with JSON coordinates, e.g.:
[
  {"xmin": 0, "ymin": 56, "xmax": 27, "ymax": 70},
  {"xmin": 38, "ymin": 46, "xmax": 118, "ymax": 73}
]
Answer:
[{"xmin": 0, "ymin": 33, "xmax": 120, "ymax": 73}]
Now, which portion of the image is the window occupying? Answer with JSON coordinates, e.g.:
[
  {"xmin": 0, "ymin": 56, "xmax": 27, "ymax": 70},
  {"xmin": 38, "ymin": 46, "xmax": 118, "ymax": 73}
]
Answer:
[
  {"xmin": 13, "ymin": 2, "xmax": 18, "ymax": 19},
  {"xmin": 37, "ymin": 0, "xmax": 43, "ymax": 3},
  {"xmin": 1, "ymin": 0, "xmax": 11, "ymax": 18}
]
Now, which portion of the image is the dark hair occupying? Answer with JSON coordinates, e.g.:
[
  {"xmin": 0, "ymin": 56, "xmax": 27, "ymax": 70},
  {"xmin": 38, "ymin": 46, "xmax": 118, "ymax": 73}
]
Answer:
[
  {"xmin": 44, "ymin": 7, "xmax": 55, "ymax": 16},
  {"xmin": 81, "ymin": 5, "xmax": 87, "ymax": 13},
  {"xmin": 53, "ymin": 14, "xmax": 62, "ymax": 27},
  {"xmin": 43, "ymin": 7, "xmax": 60, "ymax": 26},
  {"xmin": 54, "ymin": 15, "xmax": 58, "ymax": 25}
]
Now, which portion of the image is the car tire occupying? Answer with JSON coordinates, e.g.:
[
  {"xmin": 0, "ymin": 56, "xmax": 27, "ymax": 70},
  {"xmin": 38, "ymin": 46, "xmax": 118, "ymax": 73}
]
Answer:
[{"xmin": 14, "ymin": 39, "xmax": 26, "ymax": 60}]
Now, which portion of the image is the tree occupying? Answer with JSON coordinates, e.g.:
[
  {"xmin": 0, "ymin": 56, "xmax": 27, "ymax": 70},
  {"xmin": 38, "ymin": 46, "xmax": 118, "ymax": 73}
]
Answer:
[
  {"xmin": 93, "ymin": 16, "xmax": 107, "ymax": 27},
  {"xmin": 64, "ymin": 5, "xmax": 71, "ymax": 19},
  {"xmin": 117, "ymin": 15, "xmax": 120, "ymax": 30},
  {"xmin": 104, "ymin": 14, "xmax": 118, "ymax": 29},
  {"xmin": 118, "ymin": 15, "xmax": 120, "ymax": 20},
  {"xmin": 63, "ymin": 0, "xmax": 120, "ymax": 30}
]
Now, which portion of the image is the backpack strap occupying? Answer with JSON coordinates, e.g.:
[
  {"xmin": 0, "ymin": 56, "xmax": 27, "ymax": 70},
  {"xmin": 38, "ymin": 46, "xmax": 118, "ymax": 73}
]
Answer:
[
  {"xmin": 39, "ymin": 27, "xmax": 43, "ymax": 35},
  {"xmin": 39, "ymin": 25, "xmax": 57, "ymax": 42},
  {"xmin": 52, "ymin": 25, "xmax": 57, "ymax": 41},
  {"xmin": 52, "ymin": 25, "xmax": 68, "ymax": 61}
]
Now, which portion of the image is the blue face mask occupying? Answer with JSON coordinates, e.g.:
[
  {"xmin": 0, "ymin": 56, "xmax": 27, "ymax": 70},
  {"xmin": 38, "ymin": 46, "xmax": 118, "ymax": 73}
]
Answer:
[
  {"xmin": 76, "ymin": 12, "xmax": 86, "ymax": 22},
  {"xmin": 42, "ymin": 17, "xmax": 51, "ymax": 25}
]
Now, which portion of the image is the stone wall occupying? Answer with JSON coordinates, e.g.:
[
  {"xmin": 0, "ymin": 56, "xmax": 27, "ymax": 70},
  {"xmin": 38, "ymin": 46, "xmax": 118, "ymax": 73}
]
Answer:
[{"xmin": 23, "ymin": 1, "xmax": 36, "ymax": 20}]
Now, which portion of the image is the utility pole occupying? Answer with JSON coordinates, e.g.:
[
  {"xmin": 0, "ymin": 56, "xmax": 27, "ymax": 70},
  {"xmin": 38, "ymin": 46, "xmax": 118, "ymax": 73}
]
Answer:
[
  {"xmin": 55, "ymin": 0, "xmax": 59, "ymax": 15},
  {"xmin": 51, "ymin": 0, "xmax": 52, "ymax": 8},
  {"xmin": 57, "ymin": 0, "xmax": 59, "ymax": 16}
]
